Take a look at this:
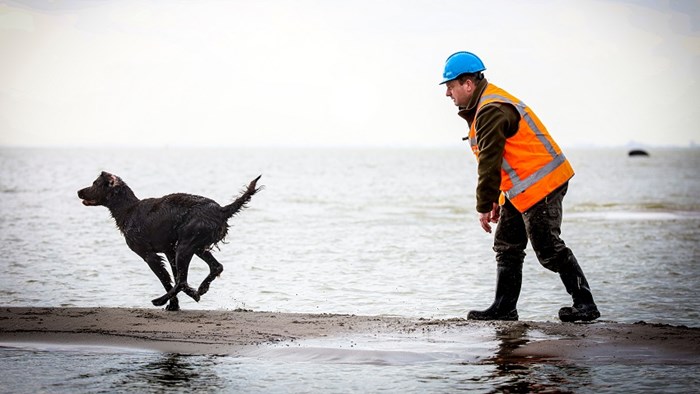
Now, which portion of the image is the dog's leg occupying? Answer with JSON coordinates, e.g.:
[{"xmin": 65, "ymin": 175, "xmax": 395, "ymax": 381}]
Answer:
[
  {"xmin": 142, "ymin": 253, "xmax": 180, "ymax": 311},
  {"xmin": 195, "ymin": 250, "xmax": 224, "ymax": 298},
  {"xmin": 163, "ymin": 251, "xmax": 180, "ymax": 311},
  {"xmin": 152, "ymin": 243, "xmax": 200, "ymax": 306},
  {"xmin": 175, "ymin": 244, "xmax": 200, "ymax": 301}
]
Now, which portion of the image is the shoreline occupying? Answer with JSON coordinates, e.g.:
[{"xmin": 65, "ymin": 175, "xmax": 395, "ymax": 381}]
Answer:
[{"xmin": 1, "ymin": 307, "xmax": 698, "ymax": 364}]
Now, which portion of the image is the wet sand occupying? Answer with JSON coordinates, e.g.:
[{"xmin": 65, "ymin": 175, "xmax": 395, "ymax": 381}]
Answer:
[{"xmin": 1, "ymin": 307, "xmax": 698, "ymax": 364}]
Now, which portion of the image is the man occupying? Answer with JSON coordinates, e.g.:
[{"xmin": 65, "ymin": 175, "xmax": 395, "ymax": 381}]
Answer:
[{"xmin": 440, "ymin": 51, "xmax": 600, "ymax": 322}]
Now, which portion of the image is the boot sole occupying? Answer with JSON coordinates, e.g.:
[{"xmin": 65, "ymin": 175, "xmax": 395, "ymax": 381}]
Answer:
[
  {"xmin": 559, "ymin": 308, "xmax": 600, "ymax": 322},
  {"xmin": 467, "ymin": 311, "xmax": 519, "ymax": 321}
]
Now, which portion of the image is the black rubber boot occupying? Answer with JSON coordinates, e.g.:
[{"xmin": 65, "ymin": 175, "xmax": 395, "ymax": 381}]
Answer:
[
  {"xmin": 558, "ymin": 253, "xmax": 600, "ymax": 322},
  {"xmin": 468, "ymin": 263, "xmax": 522, "ymax": 321}
]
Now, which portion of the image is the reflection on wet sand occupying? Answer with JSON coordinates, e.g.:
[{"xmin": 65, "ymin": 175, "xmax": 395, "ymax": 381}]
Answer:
[
  {"xmin": 483, "ymin": 324, "xmax": 592, "ymax": 393},
  {"xmin": 109, "ymin": 353, "xmax": 227, "ymax": 392},
  {"xmin": 2, "ymin": 325, "xmax": 696, "ymax": 393}
]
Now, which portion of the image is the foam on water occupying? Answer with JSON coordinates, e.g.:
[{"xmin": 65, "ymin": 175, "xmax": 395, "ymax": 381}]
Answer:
[
  {"xmin": 0, "ymin": 341, "xmax": 157, "ymax": 354},
  {"xmin": 245, "ymin": 327, "xmax": 502, "ymax": 365},
  {"xmin": 568, "ymin": 210, "xmax": 700, "ymax": 220}
]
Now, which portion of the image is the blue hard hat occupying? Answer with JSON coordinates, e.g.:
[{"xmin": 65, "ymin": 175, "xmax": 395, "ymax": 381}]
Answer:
[{"xmin": 439, "ymin": 51, "xmax": 486, "ymax": 85}]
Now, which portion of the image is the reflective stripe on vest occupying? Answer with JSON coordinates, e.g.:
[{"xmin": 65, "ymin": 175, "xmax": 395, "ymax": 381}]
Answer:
[
  {"xmin": 477, "ymin": 93, "xmax": 568, "ymax": 200},
  {"xmin": 467, "ymin": 83, "xmax": 575, "ymax": 212},
  {"xmin": 480, "ymin": 94, "xmax": 558, "ymax": 157},
  {"xmin": 501, "ymin": 153, "xmax": 568, "ymax": 199}
]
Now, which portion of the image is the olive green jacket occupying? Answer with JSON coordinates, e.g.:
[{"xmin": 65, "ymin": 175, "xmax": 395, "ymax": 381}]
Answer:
[{"xmin": 457, "ymin": 78, "xmax": 521, "ymax": 213}]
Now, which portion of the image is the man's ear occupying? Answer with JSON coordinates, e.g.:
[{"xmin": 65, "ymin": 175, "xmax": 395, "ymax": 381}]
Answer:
[{"xmin": 465, "ymin": 78, "xmax": 475, "ymax": 93}]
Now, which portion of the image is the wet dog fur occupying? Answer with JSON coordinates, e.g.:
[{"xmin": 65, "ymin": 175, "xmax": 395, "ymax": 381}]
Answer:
[{"xmin": 77, "ymin": 171, "xmax": 261, "ymax": 311}]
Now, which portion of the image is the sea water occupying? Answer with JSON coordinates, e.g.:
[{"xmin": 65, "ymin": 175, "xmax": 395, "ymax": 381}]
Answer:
[{"xmin": 1, "ymin": 146, "xmax": 699, "ymax": 392}]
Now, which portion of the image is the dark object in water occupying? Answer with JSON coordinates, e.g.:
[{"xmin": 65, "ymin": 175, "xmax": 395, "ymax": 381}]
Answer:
[{"xmin": 628, "ymin": 149, "xmax": 649, "ymax": 157}]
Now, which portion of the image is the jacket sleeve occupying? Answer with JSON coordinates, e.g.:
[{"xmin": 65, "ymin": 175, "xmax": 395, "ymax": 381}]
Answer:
[{"xmin": 473, "ymin": 102, "xmax": 520, "ymax": 213}]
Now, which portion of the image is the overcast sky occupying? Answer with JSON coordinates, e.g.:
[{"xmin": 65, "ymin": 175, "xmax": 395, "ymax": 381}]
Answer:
[{"xmin": 1, "ymin": 0, "xmax": 698, "ymax": 148}]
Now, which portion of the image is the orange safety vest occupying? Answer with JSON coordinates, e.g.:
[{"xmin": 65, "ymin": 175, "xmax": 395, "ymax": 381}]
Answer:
[{"xmin": 468, "ymin": 83, "xmax": 574, "ymax": 212}]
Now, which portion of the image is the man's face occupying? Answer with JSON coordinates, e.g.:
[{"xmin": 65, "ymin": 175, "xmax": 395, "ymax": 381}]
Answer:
[{"xmin": 445, "ymin": 78, "xmax": 473, "ymax": 107}]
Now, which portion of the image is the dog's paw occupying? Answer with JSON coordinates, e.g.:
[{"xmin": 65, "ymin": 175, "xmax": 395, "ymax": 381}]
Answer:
[
  {"xmin": 198, "ymin": 283, "xmax": 211, "ymax": 297},
  {"xmin": 152, "ymin": 296, "xmax": 169, "ymax": 307},
  {"xmin": 183, "ymin": 286, "xmax": 200, "ymax": 302}
]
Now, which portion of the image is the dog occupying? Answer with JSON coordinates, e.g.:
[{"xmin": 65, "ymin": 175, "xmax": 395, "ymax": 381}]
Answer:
[{"xmin": 77, "ymin": 171, "xmax": 261, "ymax": 311}]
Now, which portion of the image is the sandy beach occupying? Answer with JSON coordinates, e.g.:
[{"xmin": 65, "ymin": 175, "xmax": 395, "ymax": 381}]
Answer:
[{"xmin": 1, "ymin": 307, "xmax": 698, "ymax": 365}]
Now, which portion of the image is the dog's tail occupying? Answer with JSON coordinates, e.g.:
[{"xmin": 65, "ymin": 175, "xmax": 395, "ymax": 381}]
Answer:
[{"xmin": 222, "ymin": 175, "xmax": 262, "ymax": 218}]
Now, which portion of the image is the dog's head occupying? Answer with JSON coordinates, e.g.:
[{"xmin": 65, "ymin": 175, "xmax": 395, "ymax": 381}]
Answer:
[{"xmin": 77, "ymin": 171, "xmax": 125, "ymax": 207}]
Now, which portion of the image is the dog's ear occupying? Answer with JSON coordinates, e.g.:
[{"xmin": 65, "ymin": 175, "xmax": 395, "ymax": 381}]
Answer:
[
  {"xmin": 101, "ymin": 172, "xmax": 121, "ymax": 188},
  {"xmin": 109, "ymin": 175, "xmax": 121, "ymax": 187}
]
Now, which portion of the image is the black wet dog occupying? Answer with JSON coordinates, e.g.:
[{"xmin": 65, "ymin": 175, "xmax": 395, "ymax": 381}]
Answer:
[{"xmin": 78, "ymin": 171, "xmax": 261, "ymax": 311}]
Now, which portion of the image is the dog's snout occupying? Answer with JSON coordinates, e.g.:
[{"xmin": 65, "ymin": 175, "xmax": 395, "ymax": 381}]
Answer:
[{"xmin": 78, "ymin": 186, "xmax": 100, "ymax": 206}]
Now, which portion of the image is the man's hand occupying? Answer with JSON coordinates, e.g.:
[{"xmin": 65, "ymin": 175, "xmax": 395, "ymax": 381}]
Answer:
[{"xmin": 478, "ymin": 202, "xmax": 500, "ymax": 233}]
